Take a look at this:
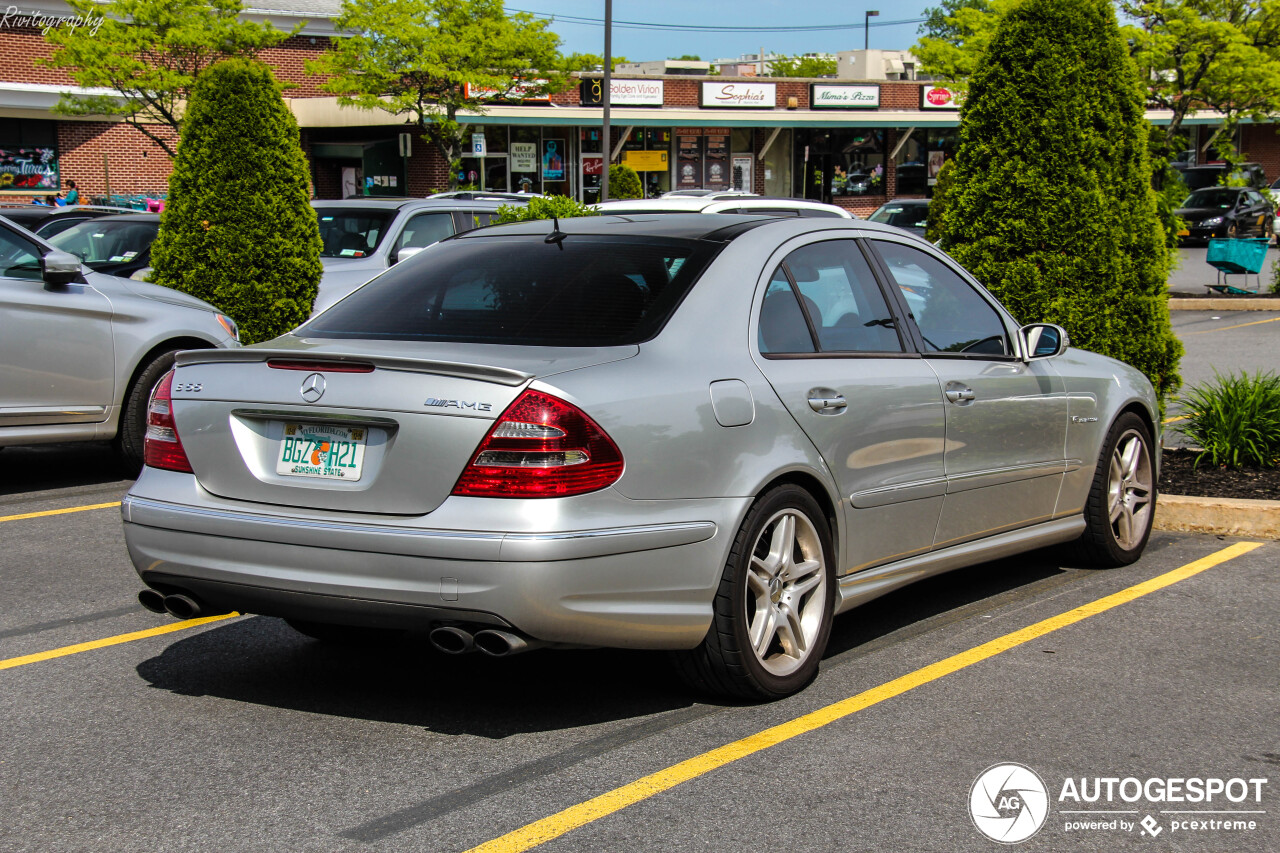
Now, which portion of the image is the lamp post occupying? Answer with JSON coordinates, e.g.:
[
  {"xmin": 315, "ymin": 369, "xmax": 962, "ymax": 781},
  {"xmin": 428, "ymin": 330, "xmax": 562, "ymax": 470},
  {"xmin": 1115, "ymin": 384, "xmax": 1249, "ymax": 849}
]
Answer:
[
  {"xmin": 601, "ymin": 0, "xmax": 612, "ymax": 202},
  {"xmin": 864, "ymin": 10, "xmax": 879, "ymax": 51}
]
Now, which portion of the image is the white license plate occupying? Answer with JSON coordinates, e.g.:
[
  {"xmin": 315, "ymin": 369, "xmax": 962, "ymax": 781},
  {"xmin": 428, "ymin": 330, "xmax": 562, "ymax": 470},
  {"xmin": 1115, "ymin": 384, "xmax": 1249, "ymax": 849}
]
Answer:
[{"xmin": 275, "ymin": 422, "xmax": 367, "ymax": 481}]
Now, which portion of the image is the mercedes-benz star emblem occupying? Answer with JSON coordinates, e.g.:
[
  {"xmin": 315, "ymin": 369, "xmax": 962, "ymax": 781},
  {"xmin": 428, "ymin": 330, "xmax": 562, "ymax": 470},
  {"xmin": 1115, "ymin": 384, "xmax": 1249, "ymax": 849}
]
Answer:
[{"xmin": 300, "ymin": 373, "xmax": 326, "ymax": 403}]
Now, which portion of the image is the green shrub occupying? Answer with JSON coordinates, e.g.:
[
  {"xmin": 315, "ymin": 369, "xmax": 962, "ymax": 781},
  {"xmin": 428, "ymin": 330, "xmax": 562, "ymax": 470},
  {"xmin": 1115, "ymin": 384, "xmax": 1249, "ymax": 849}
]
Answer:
[
  {"xmin": 1179, "ymin": 371, "xmax": 1280, "ymax": 469},
  {"xmin": 924, "ymin": 158, "xmax": 955, "ymax": 244},
  {"xmin": 494, "ymin": 194, "xmax": 599, "ymax": 223},
  {"xmin": 150, "ymin": 58, "xmax": 321, "ymax": 344},
  {"xmin": 936, "ymin": 0, "xmax": 1182, "ymax": 408},
  {"xmin": 607, "ymin": 164, "xmax": 643, "ymax": 200}
]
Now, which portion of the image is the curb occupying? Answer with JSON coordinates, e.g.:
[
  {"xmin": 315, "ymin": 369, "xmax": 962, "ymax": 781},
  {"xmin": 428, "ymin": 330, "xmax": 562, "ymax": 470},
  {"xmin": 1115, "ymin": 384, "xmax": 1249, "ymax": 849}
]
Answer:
[
  {"xmin": 1169, "ymin": 297, "xmax": 1279, "ymax": 311},
  {"xmin": 1154, "ymin": 494, "xmax": 1280, "ymax": 539}
]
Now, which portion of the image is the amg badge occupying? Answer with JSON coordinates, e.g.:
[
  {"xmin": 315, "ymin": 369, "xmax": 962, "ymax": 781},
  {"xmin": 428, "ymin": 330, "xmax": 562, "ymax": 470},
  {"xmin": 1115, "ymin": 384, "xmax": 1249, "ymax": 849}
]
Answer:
[{"xmin": 425, "ymin": 398, "xmax": 493, "ymax": 412}]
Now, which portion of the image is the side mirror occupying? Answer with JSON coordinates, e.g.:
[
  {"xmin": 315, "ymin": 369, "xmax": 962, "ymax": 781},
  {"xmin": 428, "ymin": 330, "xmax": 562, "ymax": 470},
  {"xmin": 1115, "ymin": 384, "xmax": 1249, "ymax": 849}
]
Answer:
[
  {"xmin": 41, "ymin": 250, "xmax": 84, "ymax": 286},
  {"xmin": 392, "ymin": 246, "xmax": 426, "ymax": 265},
  {"xmin": 1020, "ymin": 323, "xmax": 1069, "ymax": 361}
]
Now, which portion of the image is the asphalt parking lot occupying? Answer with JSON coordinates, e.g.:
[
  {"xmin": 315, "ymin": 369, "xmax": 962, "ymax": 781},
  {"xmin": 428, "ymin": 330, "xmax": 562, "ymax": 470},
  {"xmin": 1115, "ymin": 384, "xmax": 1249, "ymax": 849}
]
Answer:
[{"xmin": 1, "ymin": 447, "xmax": 1276, "ymax": 852}]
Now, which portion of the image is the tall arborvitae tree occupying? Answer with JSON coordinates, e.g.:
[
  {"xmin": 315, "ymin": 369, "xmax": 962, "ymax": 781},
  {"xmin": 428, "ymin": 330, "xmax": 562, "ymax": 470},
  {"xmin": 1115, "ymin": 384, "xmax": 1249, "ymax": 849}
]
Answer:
[
  {"xmin": 937, "ymin": 0, "xmax": 1182, "ymax": 406},
  {"xmin": 150, "ymin": 59, "xmax": 321, "ymax": 343}
]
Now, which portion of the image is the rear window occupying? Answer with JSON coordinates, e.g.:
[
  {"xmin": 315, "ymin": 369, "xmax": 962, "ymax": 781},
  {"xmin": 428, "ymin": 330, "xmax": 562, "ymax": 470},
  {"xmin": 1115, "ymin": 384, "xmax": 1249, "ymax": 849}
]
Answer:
[{"xmin": 302, "ymin": 235, "xmax": 720, "ymax": 346}]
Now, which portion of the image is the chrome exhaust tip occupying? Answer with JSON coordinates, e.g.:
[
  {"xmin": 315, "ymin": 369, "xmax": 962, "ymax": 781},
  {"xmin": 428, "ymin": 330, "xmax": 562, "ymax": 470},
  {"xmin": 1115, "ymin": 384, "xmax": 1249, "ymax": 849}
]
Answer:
[
  {"xmin": 428, "ymin": 626, "xmax": 475, "ymax": 654},
  {"xmin": 137, "ymin": 588, "xmax": 167, "ymax": 614},
  {"xmin": 162, "ymin": 593, "xmax": 202, "ymax": 620},
  {"xmin": 473, "ymin": 629, "xmax": 544, "ymax": 657}
]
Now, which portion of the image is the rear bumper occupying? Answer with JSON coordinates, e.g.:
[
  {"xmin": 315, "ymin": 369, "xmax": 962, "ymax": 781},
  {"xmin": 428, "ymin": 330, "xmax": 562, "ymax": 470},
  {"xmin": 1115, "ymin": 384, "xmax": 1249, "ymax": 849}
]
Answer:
[{"xmin": 121, "ymin": 471, "xmax": 743, "ymax": 649}]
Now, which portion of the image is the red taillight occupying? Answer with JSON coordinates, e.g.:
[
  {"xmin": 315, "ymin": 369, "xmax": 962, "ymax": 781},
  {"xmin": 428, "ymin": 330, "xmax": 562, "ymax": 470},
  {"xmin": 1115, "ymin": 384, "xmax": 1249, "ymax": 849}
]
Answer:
[
  {"xmin": 452, "ymin": 390, "xmax": 624, "ymax": 498},
  {"xmin": 267, "ymin": 359, "xmax": 375, "ymax": 373},
  {"xmin": 143, "ymin": 369, "xmax": 193, "ymax": 473}
]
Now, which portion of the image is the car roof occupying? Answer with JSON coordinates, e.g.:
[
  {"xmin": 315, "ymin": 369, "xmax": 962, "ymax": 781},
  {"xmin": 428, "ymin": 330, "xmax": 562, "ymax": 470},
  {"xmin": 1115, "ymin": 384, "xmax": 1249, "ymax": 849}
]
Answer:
[
  {"xmin": 595, "ymin": 197, "xmax": 854, "ymax": 218},
  {"xmin": 879, "ymin": 198, "xmax": 930, "ymax": 206},
  {"xmin": 456, "ymin": 212, "xmax": 790, "ymax": 241},
  {"xmin": 311, "ymin": 198, "xmax": 512, "ymax": 211},
  {"xmin": 64, "ymin": 213, "xmax": 161, "ymax": 224},
  {"xmin": 428, "ymin": 191, "xmax": 540, "ymax": 202}
]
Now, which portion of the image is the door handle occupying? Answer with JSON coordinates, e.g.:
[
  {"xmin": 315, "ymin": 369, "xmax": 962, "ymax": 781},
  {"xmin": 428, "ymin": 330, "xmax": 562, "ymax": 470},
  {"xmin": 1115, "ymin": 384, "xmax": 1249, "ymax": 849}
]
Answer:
[
  {"xmin": 808, "ymin": 394, "xmax": 847, "ymax": 413},
  {"xmin": 944, "ymin": 385, "xmax": 976, "ymax": 405}
]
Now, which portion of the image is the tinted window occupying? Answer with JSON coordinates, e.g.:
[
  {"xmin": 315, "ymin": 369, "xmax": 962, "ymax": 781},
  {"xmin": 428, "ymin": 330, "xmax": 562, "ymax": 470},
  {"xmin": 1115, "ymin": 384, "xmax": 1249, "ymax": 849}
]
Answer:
[
  {"xmin": 869, "ymin": 203, "xmax": 928, "ymax": 228},
  {"xmin": 452, "ymin": 211, "xmax": 496, "ymax": 232},
  {"xmin": 315, "ymin": 208, "xmax": 396, "ymax": 258},
  {"xmin": 758, "ymin": 268, "xmax": 816, "ymax": 354},
  {"xmin": 395, "ymin": 212, "xmax": 453, "ymax": 253},
  {"xmin": 1182, "ymin": 189, "xmax": 1239, "ymax": 209},
  {"xmin": 33, "ymin": 216, "xmax": 93, "ymax": 239},
  {"xmin": 0, "ymin": 226, "xmax": 41, "ymax": 280},
  {"xmin": 302, "ymin": 236, "xmax": 718, "ymax": 346},
  {"xmin": 48, "ymin": 220, "xmax": 158, "ymax": 268},
  {"xmin": 871, "ymin": 240, "xmax": 1009, "ymax": 356},
  {"xmin": 771, "ymin": 241, "xmax": 903, "ymax": 353}
]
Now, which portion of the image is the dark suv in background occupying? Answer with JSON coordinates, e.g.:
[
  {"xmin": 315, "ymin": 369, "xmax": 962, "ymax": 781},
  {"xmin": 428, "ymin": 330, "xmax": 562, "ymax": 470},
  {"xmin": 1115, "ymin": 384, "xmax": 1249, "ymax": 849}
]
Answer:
[{"xmin": 1174, "ymin": 186, "xmax": 1274, "ymax": 242}]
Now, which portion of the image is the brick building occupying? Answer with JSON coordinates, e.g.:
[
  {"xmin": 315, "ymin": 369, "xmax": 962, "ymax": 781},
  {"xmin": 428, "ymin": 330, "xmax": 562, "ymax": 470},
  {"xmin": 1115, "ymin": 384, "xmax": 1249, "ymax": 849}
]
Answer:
[{"xmin": 2, "ymin": 0, "xmax": 1274, "ymax": 214}]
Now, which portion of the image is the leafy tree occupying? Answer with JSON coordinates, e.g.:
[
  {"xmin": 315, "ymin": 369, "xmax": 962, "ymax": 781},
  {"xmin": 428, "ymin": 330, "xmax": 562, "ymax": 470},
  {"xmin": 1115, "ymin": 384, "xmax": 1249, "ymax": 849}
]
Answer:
[
  {"xmin": 937, "ymin": 0, "xmax": 1182, "ymax": 405},
  {"xmin": 1123, "ymin": 0, "xmax": 1280, "ymax": 159},
  {"xmin": 313, "ymin": 0, "xmax": 567, "ymax": 189},
  {"xmin": 670, "ymin": 54, "xmax": 702, "ymax": 61},
  {"xmin": 43, "ymin": 0, "xmax": 288, "ymax": 157},
  {"xmin": 767, "ymin": 55, "xmax": 837, "ymax": 77},
  {"xmin": 915, "ymin": 0, "xmax": 1280, "ymax": 164},
  {"xmin": 563, "ymin": 53, "xmax": 629, "ymax": 71},
  {"xmin": 607, "ymin": 164, "xmax": 643, "ymax": 199},
  {"xmin": 150, "ymin": 59, "xmax": 321, "ymax": 344},
  {"xmin": 494, "ymin": 195, "xmax": 599, "ymax": 223}
]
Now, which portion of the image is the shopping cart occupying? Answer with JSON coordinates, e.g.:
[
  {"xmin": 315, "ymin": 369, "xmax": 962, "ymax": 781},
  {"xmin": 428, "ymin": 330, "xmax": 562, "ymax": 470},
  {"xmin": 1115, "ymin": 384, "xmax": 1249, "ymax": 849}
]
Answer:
[{"xmin": 1205, "ymin": 237, "xmax": 1268, "ymax": 294}]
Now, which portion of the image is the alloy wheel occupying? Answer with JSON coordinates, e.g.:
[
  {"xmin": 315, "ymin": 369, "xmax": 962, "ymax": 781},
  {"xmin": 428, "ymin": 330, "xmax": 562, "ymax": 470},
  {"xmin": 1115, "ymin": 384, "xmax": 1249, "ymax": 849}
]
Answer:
[
  {"xmin": 744, "ymin": 508, "xmax": 829, "ymax": 677},
  {"xmin": 1106, "ymin": 429, "xmax": 1153, "ymax": 550}
]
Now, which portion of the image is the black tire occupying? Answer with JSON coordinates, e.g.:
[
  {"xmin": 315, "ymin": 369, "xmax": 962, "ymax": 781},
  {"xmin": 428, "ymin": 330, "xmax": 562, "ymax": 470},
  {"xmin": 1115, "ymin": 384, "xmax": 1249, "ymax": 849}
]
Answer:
[
  {"xmin": 1071, "ymin": 412, "xmax": 1156, "ymax": 568},
  {"xmin": 113, "ymin": 348, "xmax": 181, "ymax": 474},
  {"xmin": 672, "ymin": 484, "xmax": 835, "ymax": 701},
  {"xmin": 285, "ymin": 619, "xmax": 401, "ymax": 645}
]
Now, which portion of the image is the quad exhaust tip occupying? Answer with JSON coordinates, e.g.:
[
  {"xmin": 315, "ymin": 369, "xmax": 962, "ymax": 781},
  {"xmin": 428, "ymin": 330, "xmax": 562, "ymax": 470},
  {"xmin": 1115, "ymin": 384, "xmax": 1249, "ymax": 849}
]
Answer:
[
  {"xmin": 137, "ymin": 588, "xmax": 167, "ymax": 614},
  {"xmin": 428, "ymin": 626, "xmax": 475, "ymax": 655},
  {"xmin": 138, "ymin": 588, "xmax": 208, "ymax": 621}
]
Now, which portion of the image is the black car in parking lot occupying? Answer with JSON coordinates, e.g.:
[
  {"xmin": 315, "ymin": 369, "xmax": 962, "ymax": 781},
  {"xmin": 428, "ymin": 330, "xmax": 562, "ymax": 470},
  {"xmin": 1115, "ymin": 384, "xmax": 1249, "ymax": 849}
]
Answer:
[{"xmin": 1175, "ymin": 187, "xmax": 1274, "ymax": 243}]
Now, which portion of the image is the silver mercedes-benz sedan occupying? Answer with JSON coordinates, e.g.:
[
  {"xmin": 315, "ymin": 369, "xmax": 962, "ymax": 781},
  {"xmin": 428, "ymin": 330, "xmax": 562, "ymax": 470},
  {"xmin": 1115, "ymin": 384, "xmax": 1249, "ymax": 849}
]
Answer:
[{"xmin": 122, "ymin": 214, "xmax": 1159, "ymax": 700}]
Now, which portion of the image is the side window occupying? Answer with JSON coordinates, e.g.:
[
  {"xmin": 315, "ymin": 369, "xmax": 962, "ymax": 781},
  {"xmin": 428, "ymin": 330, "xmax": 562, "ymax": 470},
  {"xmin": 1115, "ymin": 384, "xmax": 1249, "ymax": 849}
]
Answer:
[
  {"xmin": 395, "ymin": 212, "xmax": 454, "ymax": 253},
  {"xmin": 871, "ymin": 240, "xmax": 1010, "ymax": 356},
  {"xmin": 0, "ymin": 227, "xmax": 43, "ymax": 281},
  {"xmin": 758, "ymin": 268, "xmax": 816, "ymax": 354},
  {"xmin": 452, "ymin": 210, "xmax": 494, "ymax": 233},
  {"xmin": 758, "ymin": 241, "xmax": 903, "ymax": 354}
]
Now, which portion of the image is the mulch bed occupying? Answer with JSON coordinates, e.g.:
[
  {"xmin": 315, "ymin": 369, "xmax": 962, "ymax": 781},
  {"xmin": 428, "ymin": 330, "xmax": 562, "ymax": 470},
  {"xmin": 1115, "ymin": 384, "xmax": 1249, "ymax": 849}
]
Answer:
[{"xmin": 1159, "ymin": 447, "xmax": 1280, "ymax": 500}]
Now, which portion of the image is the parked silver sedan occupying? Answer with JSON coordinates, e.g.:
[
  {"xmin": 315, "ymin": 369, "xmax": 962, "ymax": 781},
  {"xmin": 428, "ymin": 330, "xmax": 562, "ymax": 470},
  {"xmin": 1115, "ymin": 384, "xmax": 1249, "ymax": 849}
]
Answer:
[
  {"xmin": 0, "ymin": 217, "xmax": 238, "ymax": 469},
  {"xmin": 122, "ymin": 214, "xmax": 1158, "ymax": 699}
]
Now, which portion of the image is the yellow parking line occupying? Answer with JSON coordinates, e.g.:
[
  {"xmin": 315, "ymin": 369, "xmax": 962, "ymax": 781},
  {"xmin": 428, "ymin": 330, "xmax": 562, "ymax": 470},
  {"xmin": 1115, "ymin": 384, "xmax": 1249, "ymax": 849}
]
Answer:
[
  {"xmin": 0, "ymin": 501, "xmax": 121, "ymax": 523},
  {"xmin": 463, "ymin": 541, "xmax": 1264, "ymax": 853},
  {"xmin": 1163, "ymin": 415, "xmax": 1188, "ymax": 424},
  {"xmin": 0, "ymin": 613, "xmax": 239, "ymax": 671},
  {"xmin": 1186, "ymin": 316, "xmax": 1280, "ymax": 335}
]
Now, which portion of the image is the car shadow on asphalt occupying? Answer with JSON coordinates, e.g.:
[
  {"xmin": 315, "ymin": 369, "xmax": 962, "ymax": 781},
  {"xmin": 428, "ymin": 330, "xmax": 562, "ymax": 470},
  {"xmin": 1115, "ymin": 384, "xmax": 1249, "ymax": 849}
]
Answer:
[
  {"xmin": 0, "ymin": 442, "xmax": 133, "ymax": 497},
  {"xmin": 133, "ymin": 545, "xmax": 1110, "ymax": 737}
]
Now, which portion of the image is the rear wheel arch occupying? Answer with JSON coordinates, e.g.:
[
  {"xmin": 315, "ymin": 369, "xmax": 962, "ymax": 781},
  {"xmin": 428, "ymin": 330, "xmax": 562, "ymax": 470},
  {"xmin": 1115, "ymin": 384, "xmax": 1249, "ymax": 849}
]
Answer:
[
  {"xmin": 114, "ymin": 337, "xmax": 216, "ymax": 471},
  {"xmin": 751, "ymin": 470, "xmax": 841, "ymax": 570}
]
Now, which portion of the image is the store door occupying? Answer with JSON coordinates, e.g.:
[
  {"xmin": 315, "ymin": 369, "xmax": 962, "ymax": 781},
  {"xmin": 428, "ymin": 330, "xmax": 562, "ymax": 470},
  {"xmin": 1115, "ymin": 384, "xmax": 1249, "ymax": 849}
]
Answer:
[{"xmin": 361, "ymin": 139, "xmax": 406, "ymax": 197}]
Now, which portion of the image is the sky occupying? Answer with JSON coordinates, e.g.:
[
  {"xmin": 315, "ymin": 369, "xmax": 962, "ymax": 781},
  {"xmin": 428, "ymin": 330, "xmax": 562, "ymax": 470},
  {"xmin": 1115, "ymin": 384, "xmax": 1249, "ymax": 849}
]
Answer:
[{"xmin": 503, "ymin": 1, "xmax": 938, "ymax": 63}]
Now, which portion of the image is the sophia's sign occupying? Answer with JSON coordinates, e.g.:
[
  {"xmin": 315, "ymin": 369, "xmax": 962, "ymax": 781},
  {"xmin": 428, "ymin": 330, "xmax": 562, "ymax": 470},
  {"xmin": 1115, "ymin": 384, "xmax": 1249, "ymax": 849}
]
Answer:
[
  {"xmin": 811, "ymin": 84, "xmax": 880, "ymax": 109},
  {"xmin": 701, "ymin": 82, "xmax": 776, "ymax": 109}
]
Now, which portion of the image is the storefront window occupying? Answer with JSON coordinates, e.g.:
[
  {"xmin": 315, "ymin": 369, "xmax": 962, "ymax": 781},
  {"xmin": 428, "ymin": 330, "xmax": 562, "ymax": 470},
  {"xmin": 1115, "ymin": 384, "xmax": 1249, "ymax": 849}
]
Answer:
[
  {"xmin": 894, "ymin": 129, "xmax": 928, "ymax": 196},
  {"xmin": 763, "ymin": 129, "xmax": 792, "ymax": 198},
  {"xmin": 1, "ymin": 119, "xmax": 59, "ymax": 195},
  {"xmin": 926, "ymin": 128, "xmax": 959, "ymax": 192},
  {"xmin": 510, "ymin": 126, "xmax": 541, "ymax": 195},
  {"xmin": 795, "ymin": 128, "xmax": 886, "ymax": 202}
]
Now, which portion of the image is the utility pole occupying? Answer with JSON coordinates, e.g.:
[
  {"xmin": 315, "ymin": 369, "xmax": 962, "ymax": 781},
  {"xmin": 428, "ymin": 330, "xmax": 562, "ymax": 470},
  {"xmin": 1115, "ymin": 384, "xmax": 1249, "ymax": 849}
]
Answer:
[{"xmin": 601, "ymin": 0, "xmax": 612, "ymax": 202}]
